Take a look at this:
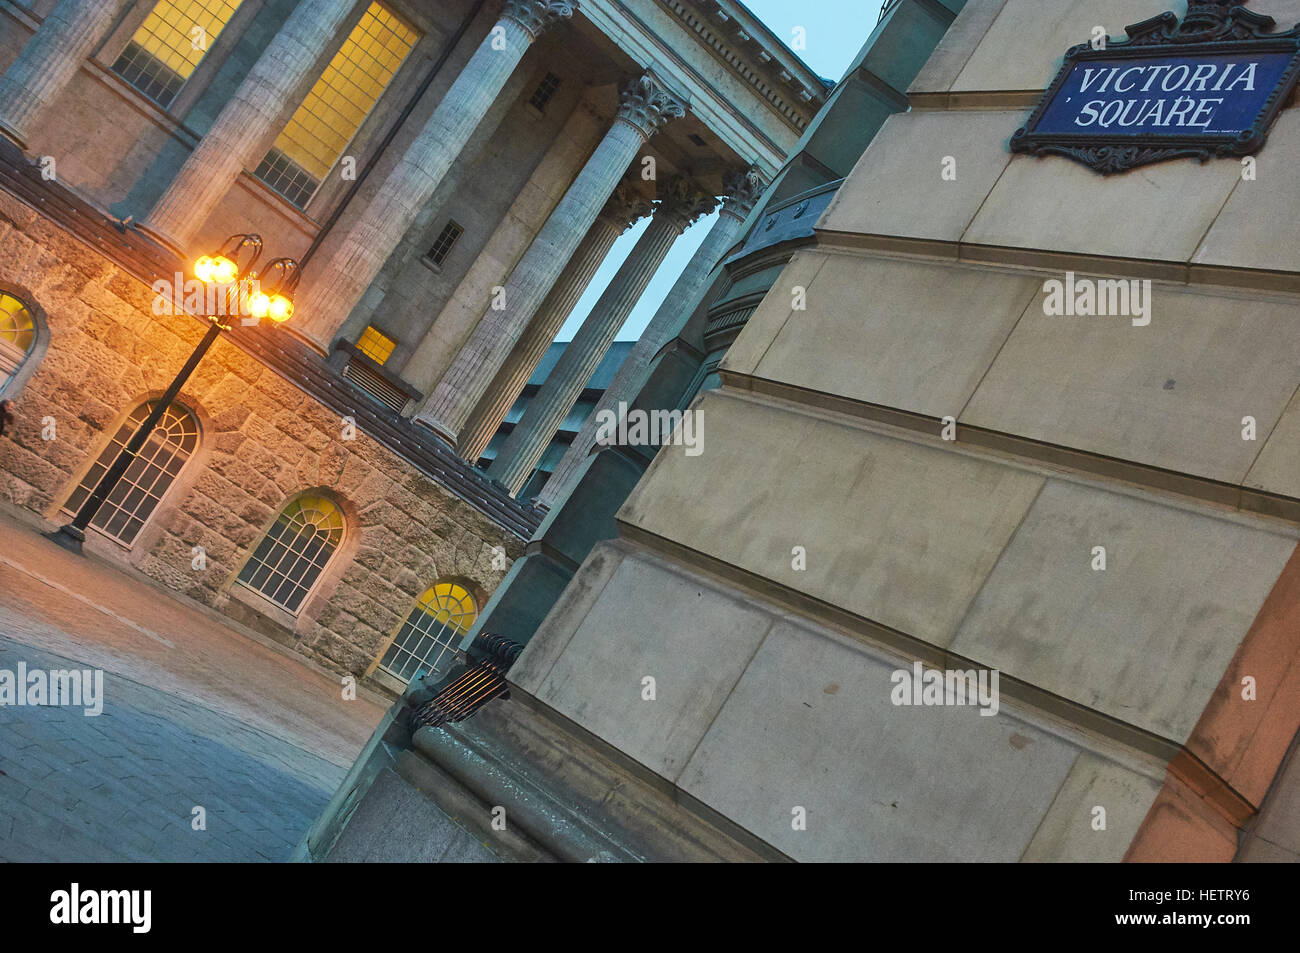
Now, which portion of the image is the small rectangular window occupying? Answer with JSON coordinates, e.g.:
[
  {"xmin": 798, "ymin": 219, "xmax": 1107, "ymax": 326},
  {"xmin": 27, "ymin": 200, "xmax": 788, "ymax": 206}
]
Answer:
[
  {"xmin": 425, "ymin": 221, "xmax": 463, "ymax": 267},
  {"xmin": 529, "ymin": 72, "xmax": 562, "ymax": 113},
  {"xmin": 255, "ymin": 1, "xmax": 418, "ymax": 208},
  {"xmin": 111, "ymin": 0, "xmax": 244, "ymax": 108},
  {"xmin": 356, "ymin": 325, "xmax": 397, "ymax": 365}
]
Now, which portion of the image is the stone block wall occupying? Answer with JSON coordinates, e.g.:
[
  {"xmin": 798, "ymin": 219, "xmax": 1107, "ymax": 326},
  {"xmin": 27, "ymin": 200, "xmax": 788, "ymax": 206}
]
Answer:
[{"xmin": 0, "ymin": 188, "xmax": 523, "ymax": 680}]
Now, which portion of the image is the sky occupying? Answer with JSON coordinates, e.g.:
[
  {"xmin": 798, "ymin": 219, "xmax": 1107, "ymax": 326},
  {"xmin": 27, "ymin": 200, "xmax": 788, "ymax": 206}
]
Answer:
[{"xmin": 555, "ymin": 0, "xmax": 884, "ymax": 341}]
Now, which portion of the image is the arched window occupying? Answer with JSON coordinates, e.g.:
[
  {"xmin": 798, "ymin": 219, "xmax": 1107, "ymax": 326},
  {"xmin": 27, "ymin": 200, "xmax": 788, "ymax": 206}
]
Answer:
[
  {"xmin": 63, "ymin": 401, "xmax": 199, "ymax": 546},
  {"xmin": 0, "ymin": 292, "xmax": 36, "ymax": 395},
  {"xmin": 378, "ymin": 582, "xmax": 478, "ymax": 682},
  {"xmin": 237, "ymin": 495, "xmax": 344, "ymax": 613}
]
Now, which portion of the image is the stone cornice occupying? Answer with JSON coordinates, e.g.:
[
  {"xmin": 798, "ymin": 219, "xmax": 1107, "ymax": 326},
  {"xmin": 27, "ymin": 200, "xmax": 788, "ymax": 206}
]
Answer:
[{"xmin": 659, "ymin": 0, "xmax": 828, "ymax": 132}]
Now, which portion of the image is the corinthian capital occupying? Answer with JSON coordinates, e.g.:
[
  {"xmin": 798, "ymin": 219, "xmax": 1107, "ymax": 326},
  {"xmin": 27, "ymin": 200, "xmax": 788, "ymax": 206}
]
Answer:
[
  {"xmin": 598, "ymin": 182, "xmax": 654, "ymax": 232},
  {"xmin": 501, "ymin": 0, "xmax": 576, "ymax": 40},
  {"xmin": 616, "ymin": 72, "xmax": 687, "ymax": 140},
  {"xmin": 655, "ymin": 175, "xmax": 717, "ymax": 232},
  {"xmin": 719, "ymin": 165, "xmax": 764, "ymax": 221}
]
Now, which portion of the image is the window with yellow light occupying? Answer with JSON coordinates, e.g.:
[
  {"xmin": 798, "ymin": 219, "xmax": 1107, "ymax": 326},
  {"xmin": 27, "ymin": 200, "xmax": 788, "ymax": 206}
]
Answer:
[
  {"xmin": 111, "ymin": 0, "xmax": 243, "ymax": 108},
  {"xmin": 255, "ymin": 2, "xmax": 418, "ymax": 209}
]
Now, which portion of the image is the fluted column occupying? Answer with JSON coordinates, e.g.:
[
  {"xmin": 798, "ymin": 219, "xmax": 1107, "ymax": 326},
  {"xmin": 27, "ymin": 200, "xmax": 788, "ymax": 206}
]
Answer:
[
  {"xmin": 452, "ymin": 185, "xmax": 650, "ymax": 464},
  {"xmin": 536, "ymin": 165, "xmax": 763, "ymax": 508},
  {"xmin": 0, "ymin": 0, "xmax": 129, "ymax": 148},
  {"xmin": 489, "ymin": 177, "xmax": 714, "ymax": 494},
  {"xmin": 138, "ymin": 0, "xmax": 360, "ymax": 254},
  {"xmin": 291, "ymin": 0, "xmax": 576, "ymax": 352},
  {"xmin": 417, "ymin": 71, "xmax": 686, "ymax": 455}
]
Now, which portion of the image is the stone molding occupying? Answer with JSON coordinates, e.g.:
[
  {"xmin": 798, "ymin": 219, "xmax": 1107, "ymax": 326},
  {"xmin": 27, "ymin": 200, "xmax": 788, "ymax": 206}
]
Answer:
[
  {"xmin": 597, "ymin": 181, "xmax": 654, "ymax": 232},
  {"xmin": 615, "ymin": 72, "xmax": 688, "ymax": 140},
  {"xmin": 719, "ymin": 164, "xmax": 764, "ymax": 221},
  {"xmin": 500, "ymin": 0, "xmax": 577, "ymax": 40},
  {"xmin": 656, "ymin": 174, "xmax": 717, "ymax": 232}
]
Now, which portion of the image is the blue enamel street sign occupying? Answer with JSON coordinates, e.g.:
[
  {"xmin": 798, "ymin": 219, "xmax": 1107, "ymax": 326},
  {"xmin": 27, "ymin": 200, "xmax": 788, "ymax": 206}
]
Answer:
[{"xmin": 1011, "ymin": 5, "xmax": 1300, "ymax": 174}]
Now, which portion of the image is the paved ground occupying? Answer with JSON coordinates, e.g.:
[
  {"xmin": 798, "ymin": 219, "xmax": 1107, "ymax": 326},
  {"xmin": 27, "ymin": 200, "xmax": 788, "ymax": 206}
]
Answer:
[{"xmin": 0, "ymin": 509, "xmax": 385, "ymax": 861}]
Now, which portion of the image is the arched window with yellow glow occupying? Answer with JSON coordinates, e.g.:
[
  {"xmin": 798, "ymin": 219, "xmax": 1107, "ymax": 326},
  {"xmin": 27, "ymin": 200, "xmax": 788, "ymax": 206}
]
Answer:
[
  {"xmin": 0, "ymin": 292, "xmax": 36, "ymax": 395},
  {"xmin": 237, "ymin": 495, "xmax": 344, "ymax": 613},
  {"xmin": 62, "ymin": 401, "xmax": 199, "ymax": 546},
  {"xmin": 378, "ymin": 582, "xmax": 478, "ymax": 683}
]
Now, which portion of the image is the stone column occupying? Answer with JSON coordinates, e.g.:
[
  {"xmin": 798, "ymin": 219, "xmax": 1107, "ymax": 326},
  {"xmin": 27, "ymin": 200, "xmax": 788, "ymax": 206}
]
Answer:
[
  {"xmin": 292, "ymin": 0, "xmax": 576, "ymax": 352},
  {"xmin": 489, "ymin": 176, "xmax": 714, "ymax": 495},
  {"xmin": 536, "ymin": 165, "xmax": 763, "ymax": 508},
  {"xmin": 417, "ymin": 71, "xmax": 686, "ymax": 455},
  {"xmin": 138, "ymin": 0, "xmax": 360, "ymax": 254},
  {"xmin": 453, "ymin": 183, "xmax": 651, "ymax": 463},
  {"xmin": 0, "ymin": 0, "xmax": 130, "ymax": 148}
]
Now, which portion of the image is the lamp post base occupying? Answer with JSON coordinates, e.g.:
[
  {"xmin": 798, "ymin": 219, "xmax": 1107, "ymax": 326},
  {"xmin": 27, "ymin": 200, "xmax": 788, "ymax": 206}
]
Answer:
[{"xmin": 45, "ymin": 524, "xmax": 85, "ymax": 554}]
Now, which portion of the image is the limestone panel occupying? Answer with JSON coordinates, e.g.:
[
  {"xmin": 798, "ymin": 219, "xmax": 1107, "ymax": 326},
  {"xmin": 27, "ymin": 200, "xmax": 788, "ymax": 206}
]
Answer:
[
  {"xmin": 1192, "ymin": 110, "xmax": 1300, "ymax": 275},
  {"xmin": 951, "ymin": 0, "xmax": 1174, "ymax": 92},
  {"xmin": 619, "ymin": 391, "xmax": 1045, "ymax": 646},
  {"xmin": 531, "ymin": 549, "xmax": 773, "ymax": 780},
  {"xmin": 1246, "ymin": 383, "xmax": 1300, "ymax": 499},
  {"xmin": 910, "ymin": 0, "xmax": 1008, "ymax": 94},
  {"xmin": 717, "ymin": 251, "xmax": 826, "ymax": 378},
  {"xmin": 819, "ymin": 110, "xmax": 1015, "ymax": 244},
  {"xmin": 949, "ymin": 479, "xmax": 1297, "ymax": 741},
  {"xmin": 1020, "ymin": 752, "xmax": 1162, "ymax": 862},
  {"xmin": 962, "ymin": 284, "xmax": 1300, "ymax": 484},
  {"xmin": 677, "ymin": 617, "xmax": 1081, "ymax": 862},
  {"xmin": 749, "ymin": 254, "xmax": 1039, "ymax": 418},
  {"xmin": 963, "ymin": 152, "xmax": 1242, "ymax": 263}
]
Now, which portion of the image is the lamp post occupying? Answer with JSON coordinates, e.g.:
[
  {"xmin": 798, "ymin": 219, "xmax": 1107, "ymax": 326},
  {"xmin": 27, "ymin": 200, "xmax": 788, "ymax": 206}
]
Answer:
[{"xmin": 49, "ymin": 234, "xmax": 300, "ymax": 553}]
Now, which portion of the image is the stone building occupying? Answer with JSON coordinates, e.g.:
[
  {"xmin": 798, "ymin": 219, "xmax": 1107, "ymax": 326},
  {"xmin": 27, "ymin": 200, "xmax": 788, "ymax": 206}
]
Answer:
[
  {"xmin": 304, "ymin": 0, "xmax": 1300, "ymax": 863},
  {"xmin": 0, "ymin": 0, "xmax": 823, "ymax": 693}
]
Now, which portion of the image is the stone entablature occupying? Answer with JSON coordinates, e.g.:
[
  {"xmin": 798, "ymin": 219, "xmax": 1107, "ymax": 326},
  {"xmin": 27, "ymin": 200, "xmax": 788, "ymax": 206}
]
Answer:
[{"xmin": 0, "ymin": 186, "xmax": 524, "ymax": 680}]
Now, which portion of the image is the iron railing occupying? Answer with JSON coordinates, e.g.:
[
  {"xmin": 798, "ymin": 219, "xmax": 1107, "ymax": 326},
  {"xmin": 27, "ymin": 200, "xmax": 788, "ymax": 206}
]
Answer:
[{"xmin": 409, "ymin": 633, "xmax": 524, "ymax": 731}]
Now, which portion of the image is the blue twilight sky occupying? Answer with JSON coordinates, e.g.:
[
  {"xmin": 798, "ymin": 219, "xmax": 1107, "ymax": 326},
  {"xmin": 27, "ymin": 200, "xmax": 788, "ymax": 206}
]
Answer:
[{"xmin": 555, "ymin": 0, "xmax": 884, "ymax": 341}]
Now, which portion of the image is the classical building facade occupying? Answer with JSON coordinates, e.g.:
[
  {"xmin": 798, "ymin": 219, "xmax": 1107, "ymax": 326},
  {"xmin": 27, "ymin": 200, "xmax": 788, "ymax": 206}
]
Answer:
[
  {"xmin": 303, "ymin": 0, "xmax": 1300, "ymax": 863},
  {"xmin": 0, "ymin": 0, "xmax": 823, "ymax": 692}
]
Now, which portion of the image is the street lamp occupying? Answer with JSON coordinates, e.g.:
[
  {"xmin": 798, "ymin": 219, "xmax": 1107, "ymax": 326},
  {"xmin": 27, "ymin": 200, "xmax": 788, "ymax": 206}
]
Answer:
[{"xmin": 49, "ymin": 234, "xmax": 301, "ymax": 553}]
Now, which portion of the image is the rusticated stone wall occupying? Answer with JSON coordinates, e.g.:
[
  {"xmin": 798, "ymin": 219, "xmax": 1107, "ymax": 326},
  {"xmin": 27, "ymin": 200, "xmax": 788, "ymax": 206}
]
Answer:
[{"xmin": 0, "ymin": 189, "xmax": 522, "ymax": 683}]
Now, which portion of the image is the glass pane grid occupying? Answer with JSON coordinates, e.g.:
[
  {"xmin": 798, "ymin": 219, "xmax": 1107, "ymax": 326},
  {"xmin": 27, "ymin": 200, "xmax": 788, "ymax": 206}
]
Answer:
[
  {"xmin": 111, "ymin": 0, "xmax": 242, "ymax": 108},
  {"xmin": 355, "ymin": 325, "xmax": 396, "ymax": 365},
  {"xmin": 426, "ymin": 221, "xmax": 462, "ymax": 266},
  {"xmin": 378, "ymin": 583, "xmax": 477, "ymax": 682},
  {"xmin": 237, "ymin": 496, "xmax": 343, "ymax": 613},
  {"xmin": 0, "ymin": 293, "xmax": 35, "ymax": 351},
  {"xmin": 256, "ymin": 2, "xmax": 417, "ymax": 204},
  {"xmin": 62, "ymin": 402, "xmax": 198, "ymax": 547}
]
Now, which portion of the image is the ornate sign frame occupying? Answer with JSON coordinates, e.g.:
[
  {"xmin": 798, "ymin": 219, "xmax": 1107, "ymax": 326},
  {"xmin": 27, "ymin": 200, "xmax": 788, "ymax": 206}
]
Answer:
[{"xmin": 1010, "ymin": 2, "xmax": 1300, "ymax": 174}]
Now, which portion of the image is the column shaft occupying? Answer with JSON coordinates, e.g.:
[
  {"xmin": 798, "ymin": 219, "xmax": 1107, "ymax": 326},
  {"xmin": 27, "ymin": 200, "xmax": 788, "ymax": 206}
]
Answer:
[
  {"xmin": 459, "ymin": 216, "xmax": 624, "ymax": 461},
  {"xmin": 536, "ymin": 168, "xmax": 762, "ymax": 507},
  {"xmin": 0, "ymin": 0, "xmax": 129, "ymax": 147},
  {"xmin": 418, "ymin": 72, "xmax": 686, "ymax": 453},
  {"xmin": 295, "ymin": 2, "xmax": 575, "ymax": 352},
  {"xmin": 489, "ymin": 210, "xmax": 684, "ymax": 495}
]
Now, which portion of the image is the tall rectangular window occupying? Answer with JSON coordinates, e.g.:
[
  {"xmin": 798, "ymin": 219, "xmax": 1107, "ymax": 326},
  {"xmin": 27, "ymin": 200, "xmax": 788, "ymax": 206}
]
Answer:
[
  {"xmin": 111, "ymin": 0, "xmax": 243, "ymax": 109},
  {"xmin": 529, "ymin": 72, "xmax": 562, "ymax": 112},
  {"xmin": 255, "ymin": 2, "xmax": 418, "ymax": 209}
]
